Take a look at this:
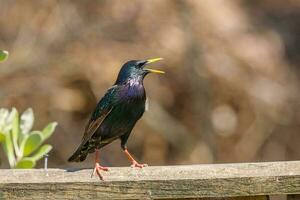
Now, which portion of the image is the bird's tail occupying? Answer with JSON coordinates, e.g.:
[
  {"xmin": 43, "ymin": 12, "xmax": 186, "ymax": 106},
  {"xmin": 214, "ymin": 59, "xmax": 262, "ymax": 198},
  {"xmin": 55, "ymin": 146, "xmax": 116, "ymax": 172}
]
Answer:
[{"xmin": 68, "ymin": 144, "xmax": 89, "ymax": 162}]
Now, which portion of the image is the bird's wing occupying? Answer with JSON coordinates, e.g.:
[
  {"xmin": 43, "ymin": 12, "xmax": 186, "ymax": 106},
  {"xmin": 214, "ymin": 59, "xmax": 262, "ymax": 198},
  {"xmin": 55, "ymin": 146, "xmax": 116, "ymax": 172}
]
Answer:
[{"xmin": 80, "ymin": 85, "xmax": 118, "ymax": 145}]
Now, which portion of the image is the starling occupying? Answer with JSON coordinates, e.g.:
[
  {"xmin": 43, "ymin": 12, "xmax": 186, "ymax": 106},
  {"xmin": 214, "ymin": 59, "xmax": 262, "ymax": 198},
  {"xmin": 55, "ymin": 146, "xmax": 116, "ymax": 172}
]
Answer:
[{"xmin": 68, "ymin": 58, "xmax": 164, "ymax": 179}]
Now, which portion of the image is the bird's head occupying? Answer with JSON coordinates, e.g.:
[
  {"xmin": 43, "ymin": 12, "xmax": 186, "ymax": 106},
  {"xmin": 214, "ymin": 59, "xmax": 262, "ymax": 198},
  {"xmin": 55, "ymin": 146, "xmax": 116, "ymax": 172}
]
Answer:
[{"xmin": 115, "ymin": 58, "xmax": 164, "ymax": 84}]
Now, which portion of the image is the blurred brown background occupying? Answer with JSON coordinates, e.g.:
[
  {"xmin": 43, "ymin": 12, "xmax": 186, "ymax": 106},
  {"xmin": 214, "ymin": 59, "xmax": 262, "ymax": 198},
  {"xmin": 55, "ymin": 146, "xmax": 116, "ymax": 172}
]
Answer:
[{"xmin": 0, "ymin": 0, "xmax": 299, "ymax": 169}]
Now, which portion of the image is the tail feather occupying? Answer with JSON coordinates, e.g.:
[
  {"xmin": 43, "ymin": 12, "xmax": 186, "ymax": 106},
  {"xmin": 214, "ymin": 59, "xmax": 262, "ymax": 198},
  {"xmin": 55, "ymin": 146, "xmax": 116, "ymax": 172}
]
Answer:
[
  {"xmin": 68, "ymin": 145, "xmax": 89, "ymax": 162},
  {"xmin": 68, "ymin": 139, "xmax": 104, "ymax": 162}
]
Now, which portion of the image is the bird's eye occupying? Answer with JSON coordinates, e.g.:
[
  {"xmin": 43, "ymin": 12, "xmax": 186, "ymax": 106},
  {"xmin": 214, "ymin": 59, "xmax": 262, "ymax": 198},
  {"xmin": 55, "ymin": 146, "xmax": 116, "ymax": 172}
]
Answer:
[{"xmin": 136, "ymin": 61, "xmax": 147, "ymax": 68}]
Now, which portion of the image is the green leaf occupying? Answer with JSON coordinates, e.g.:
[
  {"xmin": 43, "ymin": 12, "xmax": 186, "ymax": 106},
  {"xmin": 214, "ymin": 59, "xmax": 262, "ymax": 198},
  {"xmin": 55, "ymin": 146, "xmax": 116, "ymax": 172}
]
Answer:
[
  {"xmin": 41, "ymin": 122, "xmax": 57, "ymax": 141},
  {"xmin": 15, "ymin": 157, "xmax": 36, "ymax": 169},
  {"xmin": 10, "ymin": 108, "xmax": 20, "ymax": 156},
  {"xmin": 20, "ymin": 132, "xmax": 43, "ymax": 157},
  {"xmin": 20, "ymin": 108, "xmax": 34, "ymax": 135},
  {"xmin": 0, "ymin": 108, "xmax": 9, "ymax": 131},
  {"xmin": 0, "ymin": 50, "xmax": 9, "ymax": 62},
  {"xmin": 31, "ymin": 144, "xmax": 52, "ymax": 161},
  {"xmin": 3, "ymin": 108, "xmax": 14, "ymax": 134},
  {"xmin": 0, "ymin": 132, "xmax": 5, "ymax": 142},
  {"xmin": 2, "ymin": 133, "xmax": 15, "ymax": 168}
]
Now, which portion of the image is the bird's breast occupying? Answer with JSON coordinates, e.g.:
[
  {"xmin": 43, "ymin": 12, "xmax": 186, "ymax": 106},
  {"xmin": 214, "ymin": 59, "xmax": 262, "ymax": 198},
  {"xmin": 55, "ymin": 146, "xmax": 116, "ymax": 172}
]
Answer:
[
  {"xmin": 111, "ymin": 84, "xmax": 146, "ymax": 126},
  {"xmin": 99, "ymin": 96, "xmax": 145, "ymax": 139},
  {"xmin": 120, "ymin": 82, "xmax": 146, "ymax": 101}
]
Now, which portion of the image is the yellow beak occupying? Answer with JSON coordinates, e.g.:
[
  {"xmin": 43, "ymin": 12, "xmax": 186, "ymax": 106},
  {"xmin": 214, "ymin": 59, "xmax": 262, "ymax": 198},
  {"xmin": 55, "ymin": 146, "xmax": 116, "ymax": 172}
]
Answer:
[
  {"xmin": 144, "ymin": 58, "xmax": 165, "ymax": 74},
  {"xmin": 146, "ymin": 57, "xmax": 163, "ymax": 64},
  {"xmin": 145, "ymin": 68, "xmax": 165, "ymax": 74}
]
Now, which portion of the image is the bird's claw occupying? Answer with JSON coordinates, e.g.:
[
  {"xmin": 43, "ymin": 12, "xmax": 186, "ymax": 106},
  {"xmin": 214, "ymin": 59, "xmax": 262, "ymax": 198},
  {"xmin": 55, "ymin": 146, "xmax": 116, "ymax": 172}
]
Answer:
[
  {"xmin": 131, "ymin": 162, "xmax": 148, "ymax": 168},
  {"xmin": 91, "ymin": 163, "xmax": 109, "ymax": 180}
]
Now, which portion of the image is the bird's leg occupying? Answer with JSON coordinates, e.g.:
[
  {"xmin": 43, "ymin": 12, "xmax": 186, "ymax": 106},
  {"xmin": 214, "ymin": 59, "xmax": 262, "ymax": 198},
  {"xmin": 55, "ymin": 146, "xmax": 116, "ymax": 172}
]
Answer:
[
  {"xmin": 91, "ymin": 149, "xmax": 109, "ymax": 180},
  {"xmin": 123, "ymin": 148, "xmax": 148, "ymax": 168}
]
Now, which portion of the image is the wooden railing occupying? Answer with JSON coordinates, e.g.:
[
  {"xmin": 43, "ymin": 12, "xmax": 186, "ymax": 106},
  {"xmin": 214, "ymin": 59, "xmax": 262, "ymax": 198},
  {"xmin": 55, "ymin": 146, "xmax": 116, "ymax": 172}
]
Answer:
[{"xmin": 1, "ymin": 161, "xmax": 300, "ymax": 199}]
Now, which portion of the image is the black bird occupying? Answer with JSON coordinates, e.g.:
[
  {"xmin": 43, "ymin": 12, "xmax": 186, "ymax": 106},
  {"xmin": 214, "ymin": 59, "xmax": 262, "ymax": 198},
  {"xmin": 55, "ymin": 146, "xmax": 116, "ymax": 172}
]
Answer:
[{"xmin": 68, "ymin": 58, "xmax": 164, "ymax": 179}]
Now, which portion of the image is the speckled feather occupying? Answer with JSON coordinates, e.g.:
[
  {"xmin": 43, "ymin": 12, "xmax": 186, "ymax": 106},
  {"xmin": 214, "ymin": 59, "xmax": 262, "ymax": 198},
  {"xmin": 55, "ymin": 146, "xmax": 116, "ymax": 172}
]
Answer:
[{"xmin": 68, "ymin": 61, "xmax": 147, "ymax": 162}]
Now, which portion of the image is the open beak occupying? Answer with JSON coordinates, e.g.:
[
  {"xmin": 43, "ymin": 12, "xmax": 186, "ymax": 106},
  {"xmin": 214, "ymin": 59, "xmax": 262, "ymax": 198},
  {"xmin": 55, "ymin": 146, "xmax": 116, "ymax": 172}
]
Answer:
[{"xmin": 144, "ymin": 58, "xmax": 165, "ymax": 74}]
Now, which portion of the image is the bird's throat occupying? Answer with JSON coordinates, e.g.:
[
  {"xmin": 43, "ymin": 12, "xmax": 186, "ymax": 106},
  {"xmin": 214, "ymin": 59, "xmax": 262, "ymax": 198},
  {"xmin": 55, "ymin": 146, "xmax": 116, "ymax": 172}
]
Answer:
[
  {"xmin": 128, "ymin": 77, "xmax": 142, "ymax": 87},
  {"xmin": 122, "ymin": 78, "xmax": 145, "ymax": 100}
]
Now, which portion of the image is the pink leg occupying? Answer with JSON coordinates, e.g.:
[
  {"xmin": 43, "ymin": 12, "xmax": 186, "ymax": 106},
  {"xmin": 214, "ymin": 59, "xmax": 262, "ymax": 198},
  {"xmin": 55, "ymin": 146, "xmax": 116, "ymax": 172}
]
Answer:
[
  {"xmin": 91, "ymin": 149, "xmax": 109, "ymax": 180},
  {"xmin": 123, "ymin": 148, "xmax": 148, "ymax": 168}
]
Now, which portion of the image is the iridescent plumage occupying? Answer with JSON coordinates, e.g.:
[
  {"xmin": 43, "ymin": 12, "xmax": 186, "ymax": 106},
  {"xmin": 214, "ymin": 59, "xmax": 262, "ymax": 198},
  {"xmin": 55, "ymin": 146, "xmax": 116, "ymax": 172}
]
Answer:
[{"xmin": 68, "ymin": 58, "xmax": 164, "ymax": 180}]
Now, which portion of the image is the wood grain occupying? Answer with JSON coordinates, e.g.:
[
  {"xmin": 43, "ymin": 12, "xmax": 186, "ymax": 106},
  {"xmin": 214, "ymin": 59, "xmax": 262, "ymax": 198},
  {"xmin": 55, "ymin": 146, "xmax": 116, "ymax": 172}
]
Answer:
[
  {"xmin": 173, "ymin": 196, "xmax": 269, "ymax": 200},
  {"xmin": 288, "ymin": 194, "xmax": 300, "ymax": 200},
  {"xmin": 0, "ymin": 161, "xmax": 300, "ymax": 199}
]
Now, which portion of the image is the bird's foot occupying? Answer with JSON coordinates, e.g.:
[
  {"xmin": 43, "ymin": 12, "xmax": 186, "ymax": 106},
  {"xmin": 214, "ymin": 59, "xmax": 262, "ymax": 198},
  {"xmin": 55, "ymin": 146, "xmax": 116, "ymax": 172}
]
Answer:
[
  {"xmin": 91, "ymin": 163, "xmax": 109, "ymax": 180},
  {"xmin": 131, "ymin": 161, "xmax": 148, "ymax": 168}
]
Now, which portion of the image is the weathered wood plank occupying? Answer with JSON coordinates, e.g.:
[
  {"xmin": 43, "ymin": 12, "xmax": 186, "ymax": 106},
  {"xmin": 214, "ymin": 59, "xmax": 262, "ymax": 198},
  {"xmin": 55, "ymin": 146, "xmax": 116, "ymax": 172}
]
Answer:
[
  {"xmin": 288, "ymin": 194, "xmax": 300, "ymax": 200},
  {"xmin": 175, "ymin": 196, "xmax": 269, "ymax": 200},
  {"xmin": 0, "ymin": 161, "xmax": 299, "ymax": 199}
]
